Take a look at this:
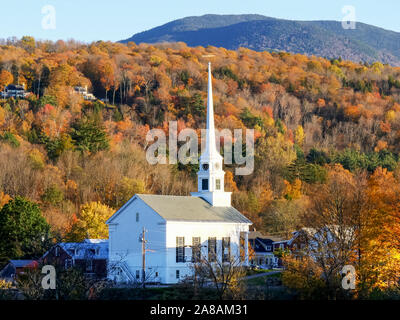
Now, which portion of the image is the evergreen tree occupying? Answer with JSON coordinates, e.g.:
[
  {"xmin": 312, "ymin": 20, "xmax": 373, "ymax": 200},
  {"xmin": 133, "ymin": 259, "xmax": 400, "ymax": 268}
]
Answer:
[{"xmin": 0, "ymin": 197, "xmax": 50, "ymax": 264}]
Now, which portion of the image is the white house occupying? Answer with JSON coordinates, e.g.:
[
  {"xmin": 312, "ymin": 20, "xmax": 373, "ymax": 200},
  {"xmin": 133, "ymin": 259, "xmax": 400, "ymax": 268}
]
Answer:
[
  {"xmin": 1, "ymin": 84, "xmax": 30, "ymax": 99},
  {"xmin": 74, "ymin": 86, "xmax": 96, "ymax": 101},
  {"xmin": 106, "ymin": 63, "xmax": 252, "ymax": 284}
]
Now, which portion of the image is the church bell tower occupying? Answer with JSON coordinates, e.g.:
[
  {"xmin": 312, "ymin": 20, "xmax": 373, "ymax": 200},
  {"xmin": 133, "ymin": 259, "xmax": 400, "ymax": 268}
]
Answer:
[{"xmin": 191, "ymin": 62, "xmax": 232, "ymax": 207}]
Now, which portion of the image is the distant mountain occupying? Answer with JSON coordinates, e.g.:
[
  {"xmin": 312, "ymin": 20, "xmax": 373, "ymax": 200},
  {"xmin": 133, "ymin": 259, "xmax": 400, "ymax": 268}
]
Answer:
[{"xmin": 121, "ymin": 14, "xmax": 400, "ymax": 66}]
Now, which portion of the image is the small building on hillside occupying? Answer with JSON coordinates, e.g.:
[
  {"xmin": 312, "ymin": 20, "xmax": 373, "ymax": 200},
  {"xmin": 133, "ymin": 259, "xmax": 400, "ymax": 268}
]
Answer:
[
  {"xmin": 0, "ymin": 260, "xmax": 38, "ymax": 282},
  {"xmin": 74, "ymin": 86, "xmax": 96, "ymax": 101},
  {"xmin": 1, "ymin": 84, "xmax": 30, "ymax": 99},
  {"xmin": 41, "ymin": 239, "xmax": 108, "ymax": 279}
]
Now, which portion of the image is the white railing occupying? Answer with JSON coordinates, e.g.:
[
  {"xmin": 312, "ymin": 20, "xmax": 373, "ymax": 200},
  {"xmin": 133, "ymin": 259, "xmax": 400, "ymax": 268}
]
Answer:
[{"xmin": 119, "ymin": 261, "xmax": 136, "ymax": 282}]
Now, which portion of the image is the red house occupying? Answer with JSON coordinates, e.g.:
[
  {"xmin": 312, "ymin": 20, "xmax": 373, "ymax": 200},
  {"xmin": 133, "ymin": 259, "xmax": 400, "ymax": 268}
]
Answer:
[
  {"xmin": 41, "ymin": 239, "xmax": 108, "ymax": 279},
  {"xmin": 0, "ymin": 260, "xmax": 39, "ymax": 282}
]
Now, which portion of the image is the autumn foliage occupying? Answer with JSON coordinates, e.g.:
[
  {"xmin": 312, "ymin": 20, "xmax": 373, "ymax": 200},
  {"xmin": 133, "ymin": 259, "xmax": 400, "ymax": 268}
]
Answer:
[{"xmin": 1, "ymin": 38, "xmax": 400, "ymax": 295}]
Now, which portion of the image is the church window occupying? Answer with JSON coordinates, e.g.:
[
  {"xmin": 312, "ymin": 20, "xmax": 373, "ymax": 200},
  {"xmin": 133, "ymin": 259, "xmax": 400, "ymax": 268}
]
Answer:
[
  {"xmin": 136, "ymin": 270, "xmax": 140, "ymax": 279},
  {"xmin": 215, "ymin": 179, "xmax": 221, "ymax": 190},
  {"xmin": 202, "ymin": 163, "xmax": 209, "ymax": 171},
  {"xmin": 192, "ymin": 237, "xmax": 201, "ymax": 262},
  {"xmin": 202, "ymin": 179, "xmax": 209, "ymax": 191},
  {"xmin": 176, "ymin": 270, "xmax": 180, "ymax": 279},
  {"xmin": 222, "ymin": 237, "xmax": 231, "ymax": 262},
  {"xmin": 176, "ymin": 237, "xmax": 185, "ymax": 262},
  {"xmin": 136, "ymin": 212, "xmax": 139, "ymax": 222},
  {"xmin": 208, "ymin": 237, "xmax": 217, "ymax": 262}
]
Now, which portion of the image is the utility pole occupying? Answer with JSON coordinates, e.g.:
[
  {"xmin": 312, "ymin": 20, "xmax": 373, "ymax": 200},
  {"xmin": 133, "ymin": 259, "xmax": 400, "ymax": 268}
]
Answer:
[{"xmin": 140, "ymin": 227, "xmax": 147, "ymax": 289}]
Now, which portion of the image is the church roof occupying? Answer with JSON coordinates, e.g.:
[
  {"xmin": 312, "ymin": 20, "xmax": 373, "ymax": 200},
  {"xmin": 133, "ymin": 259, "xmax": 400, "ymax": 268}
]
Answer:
[{"xmin": 135, "ymin": 194, "xmax": 251, "ymax": 224}]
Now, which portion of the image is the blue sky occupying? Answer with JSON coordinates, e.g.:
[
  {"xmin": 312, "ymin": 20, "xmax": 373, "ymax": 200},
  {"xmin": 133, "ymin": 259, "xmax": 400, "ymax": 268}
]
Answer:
[{"xmin": 0, "ymin": 0, "xmax": 399, "ymax": 42}]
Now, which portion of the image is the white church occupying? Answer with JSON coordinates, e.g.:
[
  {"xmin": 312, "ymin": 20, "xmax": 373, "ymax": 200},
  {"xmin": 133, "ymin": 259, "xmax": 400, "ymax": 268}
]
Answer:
[{"xmin": 106, "ymin": 63, "xmax": 252, "ymax": 284}]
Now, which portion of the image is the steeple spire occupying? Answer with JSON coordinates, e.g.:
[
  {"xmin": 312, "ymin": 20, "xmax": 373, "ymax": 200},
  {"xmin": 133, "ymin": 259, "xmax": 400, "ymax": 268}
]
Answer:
[
  {"xmin": 201, "ymin": 62, "xmax": 222, "ymax": 162},
  {"xmin": 191, "ymin": 62, "xmax": 231, "ymax": 207},
  {"xmin": 205, "ymin": 62, "xmax": 218, "ymax": 157}
]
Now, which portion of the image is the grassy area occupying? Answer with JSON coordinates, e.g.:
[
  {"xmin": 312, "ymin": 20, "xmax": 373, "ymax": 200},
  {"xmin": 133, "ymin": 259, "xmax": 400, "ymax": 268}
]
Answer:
[
  {"xmin": 246, "ymin": 272, "xmax": 282, "ymax": 286},
  {"xmin": 246, "ymin": 268, "xmax": 274, "ymax": 276}
]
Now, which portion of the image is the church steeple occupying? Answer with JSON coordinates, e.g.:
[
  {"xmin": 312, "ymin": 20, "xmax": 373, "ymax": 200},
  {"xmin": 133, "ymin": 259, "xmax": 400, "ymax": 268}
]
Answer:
[
  {"xmin": 204, "ymin": 62, "xmax": 219, "ymax": 159},
  {"xmin": 191, "ymin": 62, "xmax": 232, "ymax": 207}
]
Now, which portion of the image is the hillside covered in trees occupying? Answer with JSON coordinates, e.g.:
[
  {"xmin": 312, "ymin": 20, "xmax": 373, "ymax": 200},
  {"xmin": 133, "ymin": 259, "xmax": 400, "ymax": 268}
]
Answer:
[
  {"xmin": 2, "ymin": 38, "xmax": 400, "ymax": 287},
  {"xmin": 122, "ymin": 14, "xmax": 400, "ymax": 66}
]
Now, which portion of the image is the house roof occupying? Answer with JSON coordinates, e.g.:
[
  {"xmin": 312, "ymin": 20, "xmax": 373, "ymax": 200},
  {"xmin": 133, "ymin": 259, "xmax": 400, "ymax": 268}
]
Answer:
[
  {"xmin": 108, "ymin": 194, "xmax": 251, "ymax": 224},
  {"xmin": 41, "ymin": 239, "xmax": 109, "ymax": 260},
  {"xmin": 287, "ymin": 226, "xmax": 356, "ymax": 245},
  {"xmin": 59, "ymin": 240, "xmax": 108, "ymax": 260},
  {"xmin": 248, "ymin": 231, "xmax": 288, "ymax": 242},
  {"xmin": 6, "ymin": 84, "xmax": 25, "ymax": 91},
  {"xmin": 9, "ymin": 260, "xmax": 38, "ymax": 268},
  {"xmin": 251, "ymin": 238, "xmax": 272, "ymax": 253}
]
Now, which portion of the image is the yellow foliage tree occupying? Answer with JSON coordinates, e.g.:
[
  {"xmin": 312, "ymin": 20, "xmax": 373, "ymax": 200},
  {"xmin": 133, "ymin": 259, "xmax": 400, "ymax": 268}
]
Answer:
[
  {"xmin": 0, "ymin": 107, "xmax": 5, "ymax": 127},
  {"xmin": 67, "ymin": 202, "xmax": 114, "ymax": 242},
  {"xmin": 0, "ymin": 191, "xmax": 11, "ymax": 208},
  {"xmin": 294, "ymin": 125, "xmax": 305, "ymax": 146},
  {"xmin": 356, "ymin": 168, "xmax": 400, "ymax": 294},
  {"xmin": 0, "ymin": 70, "xmax": 13, "ymax": 91},
  {"xmin": 282, "ymin": 255, "xmax": 326, "ymax": 299},
  {"xmin": 284, "ymin": 179, "xmax": 302, "ymax": 200},
  {"xmin": 224, "ymin": 171, "xmax": 238, "ymax": 192}
]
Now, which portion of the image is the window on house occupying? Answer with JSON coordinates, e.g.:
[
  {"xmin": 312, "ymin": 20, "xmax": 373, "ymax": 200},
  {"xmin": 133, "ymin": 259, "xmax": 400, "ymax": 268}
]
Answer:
[
  {"xmin": 65, "ymin": 259, "xmax": 73, "ymax": 270},
  {"xmin": 215, "ymin": 179, "xmax": 221, "ymax": 190},
  {"xmin": 136, "ymin": 270, "xmax": 140, "ymax": 279},
  {"xmin": 55, "ymin": 246, "xmax": 60, "ymax": 257},
  {"xmin": 266, "ymin": 245, "xmax": 272, "ymax": 251},
  {"xmin": 202, "ymin": 179, "xmax": 209, "ymax": 191},
  {"xmin": 222, "ymin": 237, "xmax": 231, "ymax": 262},
  {"xmin": 208, "ymin": 237, "xmax": 217, "ymax": 262},
  {"xmin": 176, "ymin": 237, "xmax": 185, "ymax": 263},
  {"xmin": 192, "ymin": 237, "xmax": 201, "ymax": 262},
  {"xmin": 155, "ymin": 272, "xmax": 159, "ymax": 277},
  {"xmin": 136, "ymin": 212, "xmax": 139, "ymax": 222},
  {"xmin": 176, "ymin": 270, "xmax": 180, "ymax": 279},
  {"xmin": 86, "ymin": 260, "xmax": 93, "ymax": 272}
]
